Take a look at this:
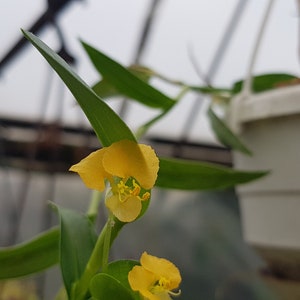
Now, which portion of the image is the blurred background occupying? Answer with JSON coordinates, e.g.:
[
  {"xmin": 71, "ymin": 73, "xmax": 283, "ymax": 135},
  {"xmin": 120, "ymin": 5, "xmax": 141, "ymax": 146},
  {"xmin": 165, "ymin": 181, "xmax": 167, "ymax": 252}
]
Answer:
[{"xmin": 0, "ymin": 0, "xmax": 299, "ymax": 299}]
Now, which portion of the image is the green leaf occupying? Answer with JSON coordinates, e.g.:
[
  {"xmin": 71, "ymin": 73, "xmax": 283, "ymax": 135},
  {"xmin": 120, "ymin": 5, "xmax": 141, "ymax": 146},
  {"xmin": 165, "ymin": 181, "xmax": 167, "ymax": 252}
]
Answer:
[
  {"xmin": 207, "ymin": 107, "xmax": 252, "ymax": 155},
  {"xmin": 136, "ymin": 109, "xmax": 170, "ymax": 139},
  {"xmin": 156, "ymin": 157, "xmax": 268, "ymax": 190},
  {"xmin": 92, "ymin": 78, "xmax": 119, "ymax": 99},
  {"xmin": 190, "ymin": 85, "xmax": 232, "ymax": 95},
  {"xmin": 232, "ymin": 73, "xmax": 299, "ymax": 94},
  {"xmin": 81, "ymin": 41, "xmax": 176, "ymax": 110},
  {"xmin": 191, "ymin": 74, "xmax": 299, "ymax": 98},
  {"xmin": 92, "ymin": 65, "xmax": 153, "ymax": 99},
  {"xmin": 0, "ymin": 228, "xmax": 59, "ymax": 279},
  {"xmin": 22, "ymin": 30, "xmax": 136, "ymax": 147},
  {"xmin": 90, "ymin": 273, "xmax": 137, "ymax": 300},
  {"xmin": 105, "ymin": 260, "xmax": 140, "ymax": 292},
  {"xmin": 71, "ymin": 218, "xmax": 126, "ymax": 300},
  {"xmin": 56, "ymin": 206, "xmax": 97, "ymax": 298}
]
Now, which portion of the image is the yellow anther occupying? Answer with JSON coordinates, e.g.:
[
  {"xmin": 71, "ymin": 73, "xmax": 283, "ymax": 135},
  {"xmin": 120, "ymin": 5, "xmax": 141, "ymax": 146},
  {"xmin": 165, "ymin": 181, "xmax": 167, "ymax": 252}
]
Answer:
[
  {"xmin": 141, "ymin": 192, "xmax": 150, "ymax": 201},
  {"xmin": 150, "ymin": 277, "xmax": 180, "ymax": 297},
  {"xmin": 115, "ymin": 179, "xmax": 148, "ymax": 203},
  {"xmin": 117, "ymin": 181, "xmax": 128, "ymax": 193},
  {"xmin": 159, "ymin": 277, "xmax": 171, "ymax": 289},
  {"xmin": 131, "ymin": 186, "xmax": 141, "ymax": 196},
  {"xmin": 131, "ymin": 180, "xmax": 141, "ymax": 196}
]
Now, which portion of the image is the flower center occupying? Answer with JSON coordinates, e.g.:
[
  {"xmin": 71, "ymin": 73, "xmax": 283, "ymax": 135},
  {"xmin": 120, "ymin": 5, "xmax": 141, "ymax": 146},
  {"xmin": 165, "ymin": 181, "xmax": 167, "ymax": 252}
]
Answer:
[
  {"xmin": 150, "ymin": 277, "xmax": 181, "ymax": 298},
  {"xmin": 150, "ymin": 277, "xmax": 171, "ymax": 295},
  {"xmin": 116, "ymin": 180, "xmax": 150, "ymax": 203},
  {"xmin": 158, "ymin": 277, "xmax": 172, "ymax": 290}
]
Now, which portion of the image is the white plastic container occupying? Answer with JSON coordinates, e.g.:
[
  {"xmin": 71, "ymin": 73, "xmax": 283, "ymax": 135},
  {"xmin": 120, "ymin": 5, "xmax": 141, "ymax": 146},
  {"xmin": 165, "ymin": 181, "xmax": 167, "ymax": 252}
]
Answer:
[
  {"xmin": 226, "ymin": 0, "xmax": 300, "ymax": 291},
  {"xmin": 228, "ymin": 85, "xmax": 300, "ymax": 250}
]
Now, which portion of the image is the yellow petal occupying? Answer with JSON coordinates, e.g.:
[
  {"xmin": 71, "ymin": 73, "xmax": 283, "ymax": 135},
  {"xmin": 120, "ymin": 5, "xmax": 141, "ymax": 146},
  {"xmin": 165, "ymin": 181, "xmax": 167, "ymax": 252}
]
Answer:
[
  {"xmin": 69, "ymin": 149, "xmax": 108, "ymax": 191},
  {"xmin": 140, "ymin": 252, "xmax": 181, "ymax": 290},
  {"xmin": 105, "ymin": 195, "xmax": 142, "ymax": 222},
  {"xmin": 102, "ymin": 140, "xmax": 159, "ymax": 190},
  {"xmin": 128, "ymin": 266, "xmax": 160, "ymax": 300}
]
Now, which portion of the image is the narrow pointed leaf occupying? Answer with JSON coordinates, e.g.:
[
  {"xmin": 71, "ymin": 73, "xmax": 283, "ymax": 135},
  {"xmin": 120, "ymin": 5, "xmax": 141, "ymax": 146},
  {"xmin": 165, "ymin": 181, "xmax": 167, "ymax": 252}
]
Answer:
[
  {"xmin": 22, "ymin": 30, "xmax": 135, "ymax": 147},
  {"xmin": 136, "ymin": 109, "xmax": 170, "ymax": 139},
  {"xmin": 232, "ymin": 73, "xmax": 299, "ymax": 94},
  {"xmin": 191, "ymin": 74, "xmax": 299, "ymax": 97},
  {"xmin": 81, "ymin": 41, "xmax": 176, "ymax": 110},
  {"xmin": 92, "ymin": 65, "xmax": 153, "ymax": 99},
  {"xmin": 0, "ymin": 228, "xmax": 59, "ymax": 279},
  {"xmin": 156, "ymin": 157, "xmax": 268, "ymax": 190},
  {"xmin": 92, "ymin": 78, "xmax": 119, "ymax": 99},
  {"xmin": 190, "ymin": 85, "xmax": 232, "ymax": 95},
  {"xmin": 207, "ymin": 107, "xmax": 252, "ymax": 155},
  {"xmin": 56, "ymin": 206, "xmax": 97, "ymax": 298},
  {"xmin": 71, "ymin": 218, "xmax": 126, "ymax": 300}
]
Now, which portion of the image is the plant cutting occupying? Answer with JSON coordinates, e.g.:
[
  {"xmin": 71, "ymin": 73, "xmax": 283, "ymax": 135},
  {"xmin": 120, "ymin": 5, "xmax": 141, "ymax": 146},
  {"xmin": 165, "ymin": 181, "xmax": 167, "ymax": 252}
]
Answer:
[
  {"xmin": 0, "ymin": 28, "xmax": 268, "ymax": 300},
  {"xmin": 0, "ymin": 2, "xmax": 292, "ymax": 296}
]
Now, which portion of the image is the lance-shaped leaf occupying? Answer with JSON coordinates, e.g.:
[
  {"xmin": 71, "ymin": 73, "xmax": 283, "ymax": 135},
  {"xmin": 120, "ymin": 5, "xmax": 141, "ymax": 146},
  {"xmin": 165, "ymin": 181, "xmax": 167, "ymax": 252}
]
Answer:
[
  {"xmin": 207, "ymin": 107, "xmax": 252, "ymax": 155},
  {"xmin": 191, "ymin": 73, "xmax": 299, "ymax": 97},
  {"xmin": 136, "ymin": 109, "xmax": 170, "ymax": 139},
  {"xmin": 92, "ymin": 65, "xmax": 154, "ymax": 99},
  {"xmin": 22, "ymin": 30, "xmax": 136, "ymax": 147},
  {"xmin": 156, "ymin": 157, "xmax": 268, "ymax": 190},
  {"xmin": 55, "ymin": 206, "xmax": 97, "ymax": 299},
  {"xmin": 71, "ymin": 218, "xmax": 126, "ymax": 300},
  {"xmin": 81, "ymin": 41, "xmax": 176, "ymax": 110},
  {"xmin": 232, "ymin": 73, "xmax": 299, "ymax": 94},
  {"xmin": 0, "ymin": 228, "xmax": 59, "ymax": 279},
  {"xmin": 190, "ymin": 85, "xmax": 232, "ymax": 96}
]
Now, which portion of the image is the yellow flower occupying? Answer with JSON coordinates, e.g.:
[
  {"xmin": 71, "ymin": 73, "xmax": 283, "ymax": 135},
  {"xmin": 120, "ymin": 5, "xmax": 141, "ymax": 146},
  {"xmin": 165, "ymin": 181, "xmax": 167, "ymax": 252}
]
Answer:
[
  {"xmin": 128, "ymin": 252, "xmax": 181, "ymax": 300},
  {"xmin": 0, "ymin": 280, "xmax": 38, "ymax": 300},
  {"xmin": 70, "ymin": 140, "xmax": 159, "ymax": 222}
]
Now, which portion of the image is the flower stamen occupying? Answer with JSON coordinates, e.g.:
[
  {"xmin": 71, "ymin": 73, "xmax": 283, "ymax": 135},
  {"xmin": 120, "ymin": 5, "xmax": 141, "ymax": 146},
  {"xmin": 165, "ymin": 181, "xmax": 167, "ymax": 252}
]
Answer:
[
  {"xmin": 131, "ymin": 180, "xmax": 141, "ymax": 196},
  {"xmin": 116, "ymin": 179, "xmax": 148, "ymax": 203},
  {"xmin": 141, "ymin": 192, "xmax": 150, "ymax": 201},
  {"xmin": 168, "ymin": 289, "xmax": 181, "ymax": 297}
]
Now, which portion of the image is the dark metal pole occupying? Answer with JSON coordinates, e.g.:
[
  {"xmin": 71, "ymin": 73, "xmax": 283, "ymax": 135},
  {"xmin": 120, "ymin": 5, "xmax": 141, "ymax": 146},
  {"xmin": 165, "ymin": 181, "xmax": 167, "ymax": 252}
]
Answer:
[
  {"xmin": 0, "ymin": 0, "xmax": 79, "ymax": 73},
  {"xmin": 118, "ymin": 0, "xmax": 164, "ymax": 118}
]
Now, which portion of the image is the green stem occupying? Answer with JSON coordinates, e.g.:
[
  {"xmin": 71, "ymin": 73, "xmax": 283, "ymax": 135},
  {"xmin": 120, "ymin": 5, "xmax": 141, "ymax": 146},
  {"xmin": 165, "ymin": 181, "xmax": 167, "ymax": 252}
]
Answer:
[
  {"xmin": 72, "ymin": 218, "xmax": 124, "ymax": 300},
  {"xmin": 152, "ymin": 70, "xmax": 232, "ymax": 96},
  {"xmin": 72, "ymin": 221, "xmax": 108, "ymax": 300},
  {"xmin": 101, "ymin": 214, "xmax": 114, "ymax": 272},
  {"xmin": 175, "ymin": 86, "xmax": 189, "ymax": 101},
  {"xmin": 86, "ymin": 190, "xmax": 103, "ymax": 223}
]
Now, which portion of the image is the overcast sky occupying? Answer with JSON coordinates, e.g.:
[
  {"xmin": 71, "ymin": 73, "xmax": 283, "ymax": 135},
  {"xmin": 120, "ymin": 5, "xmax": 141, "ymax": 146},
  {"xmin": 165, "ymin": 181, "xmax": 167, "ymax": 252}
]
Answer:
[{"xmin": 0, "ymin": 0, "xmax": 299, "ymax": 142}]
